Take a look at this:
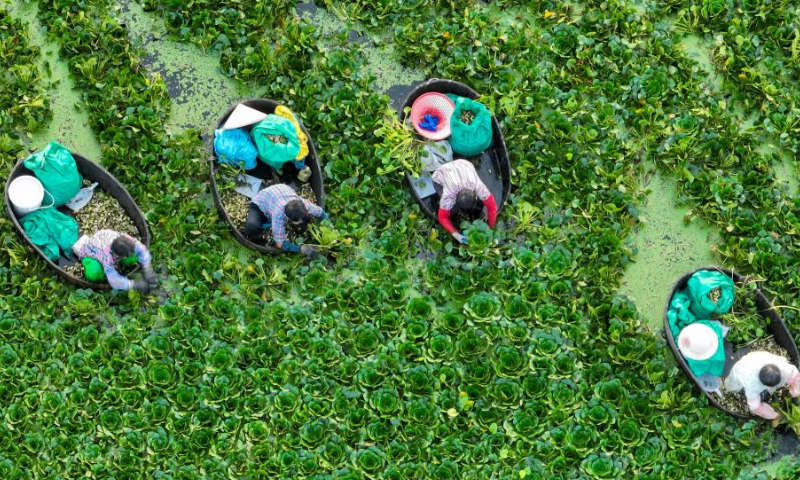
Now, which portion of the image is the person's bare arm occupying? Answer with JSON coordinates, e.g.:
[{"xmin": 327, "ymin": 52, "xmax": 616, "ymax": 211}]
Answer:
[
  {"xmin": 748, "ymin": 396, "xmax": 779, "ymax": 419},
  {"xmin": 787, "ymin": 372, "xmax": 800, "ymax": 397}
]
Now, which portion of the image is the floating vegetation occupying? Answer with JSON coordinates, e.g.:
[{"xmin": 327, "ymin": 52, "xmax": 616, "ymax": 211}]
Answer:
[
  {"xmin": 721, "ymin": 281, "xmax": 770, "ymax": 348},
  {"xmin": 7, "ymin": 0, "xmax": 800, "ymax": 478},
  {"xmin": 0, "ymin": 5, "xmax": 52, "ymax": 158}
]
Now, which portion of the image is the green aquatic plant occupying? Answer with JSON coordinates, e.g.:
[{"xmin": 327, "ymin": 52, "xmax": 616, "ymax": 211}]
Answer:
[
  {"xmin": 0, "ymin": 9, "xmax": 51, "ymax": 157},
  {"xmin": 464, "ymin": 291, "xmax": 502, "ymax": 322},
  {"xmin": 374, "ymin": 111, "xmax": 424, "ymax": 176},
  {"xmin": 2, "ymin": 0, "xmax": 799, "ymax": 478},
  {"xmin": 719, "ymin": 280, "xmax": 769, "ymax": 347}
]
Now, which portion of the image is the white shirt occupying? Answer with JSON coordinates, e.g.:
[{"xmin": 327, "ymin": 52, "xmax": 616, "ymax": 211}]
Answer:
[
  {"xmin": 432, "ymin": 159, "xmax": 491, "ymax": 211},
  {"xmin": 725, "ymin": 351, "xmax": 799, "ymax": 407}
]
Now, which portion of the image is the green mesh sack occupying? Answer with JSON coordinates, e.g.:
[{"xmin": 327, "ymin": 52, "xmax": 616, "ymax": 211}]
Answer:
[
  {"xmin": 20, "ymin": 208, "xmax": 79, "ymax": 261},
  {"xmin": 23, "ymin": 141, "xmax": 83, "ymax": 207},
  {"xmin": 446, "ymin": 94, "xmax": 493, "ymax": 157},
  {"xmin": 251, "ymin": 114, "xmax": 301, "ymax": 170},
  {"xmin": 82, "ymin": 254, "xmax": 137, "ymax": 282},
  {"xmin": 687, "ymin": 270, "xmax": 735, "ymax": 318}
]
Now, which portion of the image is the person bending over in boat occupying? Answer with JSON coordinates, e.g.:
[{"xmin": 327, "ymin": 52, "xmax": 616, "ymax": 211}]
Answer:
[
  {"xmin": 72, "ymin": 230, "xmax": 156, "ymax": 293},
  {"xmin": 244, "ymin": 183, "xmax": 327, "ymax": 258},
  {"xmin": 432, "ymin": 159, "xmax": 497, "ymax": 244},
  {"xmin": 724, "ymin": 351, "xmax": 800, "ymax": 419}
]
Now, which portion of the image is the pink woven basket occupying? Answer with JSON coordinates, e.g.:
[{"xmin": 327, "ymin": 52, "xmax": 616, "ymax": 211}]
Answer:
[{"xmin": 410, "ymin": 92, "xmax": 455, "ymax": 141}]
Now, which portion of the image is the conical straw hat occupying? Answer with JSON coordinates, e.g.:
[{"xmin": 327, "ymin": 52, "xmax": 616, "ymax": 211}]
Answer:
[{"xmin": 223, "ymin": 104, "xmax": 268, "ymax": 130}]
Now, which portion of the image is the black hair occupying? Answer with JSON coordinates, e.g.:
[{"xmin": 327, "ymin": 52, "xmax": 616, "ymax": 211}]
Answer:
[
  {"xmin": 285, "ymin": 199, "xmax": 309, "ymax": 226},
  {"xmin": 759, "ymin": 364, "xmax": 782, "ymax": 387},
  {"xmin": 111, "ymin": 236, "xmax": 136, "ymax": 259},
  {"xmin": 455, "ymin": 189, "xmax": 479, "ymax": 214}
]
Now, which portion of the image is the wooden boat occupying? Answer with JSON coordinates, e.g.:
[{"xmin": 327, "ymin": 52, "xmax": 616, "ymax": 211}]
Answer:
[
  {"xmin": 398, "ymin": 78, "xmax": 512, "ymax": 225},
  {"xmin": 664, "ymin": 266, "xmax": 800, "ymax": 419},
  {"xmin": 4, "ymin": 152, "xmax": 150, "ymax": 289},
  {"xmin": 209, "ymin": 99, "xmax": 325, "ymax": 254}
]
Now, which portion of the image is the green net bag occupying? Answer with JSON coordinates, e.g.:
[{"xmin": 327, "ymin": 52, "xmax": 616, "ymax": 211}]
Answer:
[
  {"xmin": 446, "ymin": 94, "xmax": 493, "ymax": 157},
  {"xmin": 23, "ymin": 141, "xmax": 82, "ymax": 207},
  {"xmin": 667, "ymin": 291, "xmax": 697, "ymax": 339},
  {"xmin": 687, "ymin": 270, "xmax": 735, "ymax": 318},
  {"xmin": 251, "ymin": 115, "xmax": 301, "ymax": 170},
  {"xmin": 20, "ymin": 208, "xmax": 79, "ymax": 261}
]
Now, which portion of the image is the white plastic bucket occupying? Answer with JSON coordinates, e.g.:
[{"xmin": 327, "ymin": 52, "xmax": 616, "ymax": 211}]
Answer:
[{"xmin": 8, "ymin": 175, "xmax": 45, "ymax": 217}]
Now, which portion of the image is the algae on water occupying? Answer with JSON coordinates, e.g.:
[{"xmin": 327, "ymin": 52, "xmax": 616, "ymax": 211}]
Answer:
[
  {"xmin": 680, "ymin": 34, "xmax": 724, "ymax": 93},
  {"xmin": 113, "ymin": 0, "xmax": 259, "ymax": 134},
  {"xmin": 620, "ymin": 171, "xmax": 718, "ymax": 332},
  {"xmin": 680, "ymin": 35, "xmax": 715, "ymax": 74},
  {"xmin": 773, "ymin": 155, "xmax": 798, "ymax": 198},
  {"xmin": 301, "ymin": 5, "xmax": 425, "ymax": 95},
  {"xmin": 3, "ymin": 0, "xmax": 103, "ymax": 161}
]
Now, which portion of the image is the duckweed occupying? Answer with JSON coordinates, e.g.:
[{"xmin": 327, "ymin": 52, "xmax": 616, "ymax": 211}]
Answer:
[{"xmin": 2, "ymin": 0, "xmax": 800, "ymax": 479}]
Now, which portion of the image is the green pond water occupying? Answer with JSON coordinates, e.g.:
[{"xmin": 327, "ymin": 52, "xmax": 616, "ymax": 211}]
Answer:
[
  {"xmin": 3, "ymin": 0, "xmax": 104, "ymax": 161},
  {"xmin": 620, "ymin": 171, "xmax": 718, "ymax": 332},
  {"xmin": 302, "ymin": 4, "xmax": 425, "ymax": 94},
  {"xmin": 756, "ymin": 143, "xmax": 797, "ymax": 197},
  {"xmin": 680, "ymin": 34, "xmax": 727, "ymax": 95},
  {"xmin": 681, "ymin": 34, "xmax": 715, "ymax": 74},
  {"xmin": 773, "ymin": 155, "xmax": 799, "ymax": 197},
  {"xmin": 112, "ymin": 0, "xmax": 260, "ymax": 134},
  {"xmin": 109, "ymin": 0, "xmax": 427, "ymax": 133}
]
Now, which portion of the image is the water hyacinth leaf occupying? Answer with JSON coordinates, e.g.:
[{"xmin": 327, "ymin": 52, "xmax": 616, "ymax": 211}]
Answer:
[
  {"xmin": 463, "ymin": 292, "xmax": 502, "ymax": 322},
  {"xmin": 3, "ymin": 0, "xmax": 797, "ymax": 477}
]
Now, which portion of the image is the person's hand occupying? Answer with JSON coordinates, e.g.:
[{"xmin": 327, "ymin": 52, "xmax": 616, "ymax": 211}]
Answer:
[
  {"xmin": 301, "ymin": 245, "xmax": 318, "ymax": 259},
  {"xmin": 142, "ymin": 264, "xmax": 155, "ymax": 281},
  {"xmin": 788, "ymin": 374, "xmax": 800, "ymax": 397},
  {"xmin": 141, "ymin": 264, "xmax": 158, "ymax": 290},
  {"xmin": 132, "ymin": 280, "xmax": 150, "ymax": 295},
  {"xmin": 452, "ymin": 232, "xmax": 467, "ymax": 244},
  {"xmin": 752, "ymin": 402, "xmax": 780, "ymax": 420}
]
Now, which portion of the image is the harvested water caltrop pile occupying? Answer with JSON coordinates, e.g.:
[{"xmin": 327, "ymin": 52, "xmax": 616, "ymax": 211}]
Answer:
[{"xmin": 3, "ymin": 0, "xmax": 800, "ymax": 479}]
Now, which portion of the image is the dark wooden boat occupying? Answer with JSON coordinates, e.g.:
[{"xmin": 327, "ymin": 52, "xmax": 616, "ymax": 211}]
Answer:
[
  {"xmin": 4, "ymin": 152, "xmax": 151, "ymax": 289},
  {"xmin": 398, "ymin": 78, "xmax": 512, "ymax": 225},
  {"xmin": 209, "ymin": 99, "xmax": 325, "ymax": 254},
  {"xmin": 664, "ymin": 266, "xmax": 800, "ymax": 419}
]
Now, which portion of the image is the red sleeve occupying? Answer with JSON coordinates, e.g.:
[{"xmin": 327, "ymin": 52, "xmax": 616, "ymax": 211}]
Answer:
[
  {"xmin": 483, "ymin": 195, "xmax": 497, "ymax": 228},
  {"xmin": 438, "ymin": 208, "xmax": 458, "ymax": 234}
]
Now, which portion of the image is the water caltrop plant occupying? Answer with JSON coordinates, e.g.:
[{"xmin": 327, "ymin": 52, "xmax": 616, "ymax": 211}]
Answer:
[{"xmin": 1, "ymin": 0, "xmax": 800, "ymax": 478}]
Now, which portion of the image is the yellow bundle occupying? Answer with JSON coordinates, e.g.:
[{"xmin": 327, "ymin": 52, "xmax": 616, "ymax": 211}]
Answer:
[{"xmin": 275, "ymin": 105, "xmax": 309, "ymax": 160}]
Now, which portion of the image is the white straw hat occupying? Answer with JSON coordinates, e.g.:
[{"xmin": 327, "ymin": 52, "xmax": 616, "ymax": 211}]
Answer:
[
  {"xmin": 677, "ymin": 323, "xmax": 719, "ymax": 361},
  {"xmin": 223, "ymin": 104, "xmax": 268, "ymax": 130}
]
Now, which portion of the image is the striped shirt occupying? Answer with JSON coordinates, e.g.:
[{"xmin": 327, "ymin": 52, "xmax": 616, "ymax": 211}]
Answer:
[
  {"xmin": 74, "ymin": 230, "xmax": 150, "ymax": 290},
  {"xmin": 432, "ymin": 159, "xmax": 491, "ymax": 211},
  {"xmin": 251, "ymin": 184, "xmax": 324, "ymax": 244}
]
